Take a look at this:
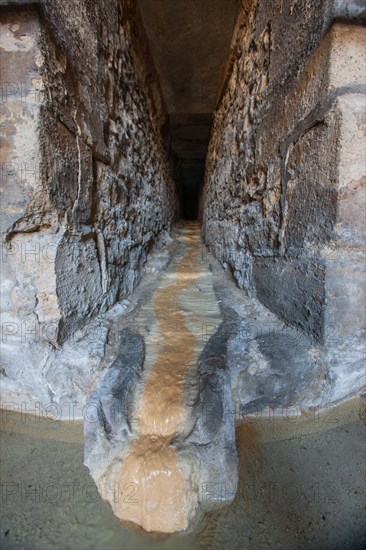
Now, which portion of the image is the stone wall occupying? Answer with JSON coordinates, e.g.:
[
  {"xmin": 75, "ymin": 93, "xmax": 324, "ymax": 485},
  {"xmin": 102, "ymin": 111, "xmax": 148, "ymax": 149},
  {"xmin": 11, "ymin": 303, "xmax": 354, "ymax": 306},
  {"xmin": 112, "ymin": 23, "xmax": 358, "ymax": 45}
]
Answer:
[
  {"xmin": 201, "ymin": 0, "xmax": 365, "ymax": 399},
  {"xmin": 1, "ymin": 1, "xmax": 177, "ymax": 379},
  {"xmin": 1, "ymin": 0, "xmax": 365, "ymax": 409},
  {"xmin": 201, "ymin": 0, "xmax": 365, "ymax": 334}
]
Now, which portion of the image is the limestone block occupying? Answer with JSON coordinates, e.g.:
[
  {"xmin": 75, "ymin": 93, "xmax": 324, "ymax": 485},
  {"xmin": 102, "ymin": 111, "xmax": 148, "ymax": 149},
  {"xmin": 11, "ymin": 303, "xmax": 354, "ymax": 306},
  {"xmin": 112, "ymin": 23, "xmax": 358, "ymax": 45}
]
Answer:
[
  {"xmin": 0, "ymin": 10, "xmax": 44, "ymax": 236},
  {"xmin": 253, "ymin": 257, "xmax": 325, "ymax": 341},
  {"xmin": 324, "ymin": 250, "xmax": 366, "ymax": 343},
  {"xmin": 335, "ymin": 93, "xmax": 366, "ymax": 246},
  {"xmin": 284, "ymin": 115, "xmax": 339, "ymax": 252}
]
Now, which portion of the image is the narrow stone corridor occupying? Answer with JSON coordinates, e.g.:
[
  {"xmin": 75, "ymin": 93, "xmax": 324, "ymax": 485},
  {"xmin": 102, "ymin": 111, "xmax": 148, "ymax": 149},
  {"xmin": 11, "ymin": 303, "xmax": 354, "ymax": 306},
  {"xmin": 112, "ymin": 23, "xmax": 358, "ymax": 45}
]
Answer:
[{"xmin": 0, "ymin": 0, "xmax": 365, "ymax": 546}]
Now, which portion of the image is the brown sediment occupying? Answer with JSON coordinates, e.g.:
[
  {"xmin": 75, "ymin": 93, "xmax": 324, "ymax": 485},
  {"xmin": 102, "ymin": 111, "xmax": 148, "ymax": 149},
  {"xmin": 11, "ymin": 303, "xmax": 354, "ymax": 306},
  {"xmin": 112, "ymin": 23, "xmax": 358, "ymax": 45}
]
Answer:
[{"xmin": 111, "ymin": 223, "xmax": 201, "ymax": 533}]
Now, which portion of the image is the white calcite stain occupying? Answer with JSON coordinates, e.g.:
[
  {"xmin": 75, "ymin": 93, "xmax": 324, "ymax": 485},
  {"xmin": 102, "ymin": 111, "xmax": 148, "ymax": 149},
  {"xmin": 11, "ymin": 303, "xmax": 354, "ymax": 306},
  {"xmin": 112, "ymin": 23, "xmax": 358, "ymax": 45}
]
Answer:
[{"xmin": 0, "ymin": 24, "xmax": 35, "ymax": 51}]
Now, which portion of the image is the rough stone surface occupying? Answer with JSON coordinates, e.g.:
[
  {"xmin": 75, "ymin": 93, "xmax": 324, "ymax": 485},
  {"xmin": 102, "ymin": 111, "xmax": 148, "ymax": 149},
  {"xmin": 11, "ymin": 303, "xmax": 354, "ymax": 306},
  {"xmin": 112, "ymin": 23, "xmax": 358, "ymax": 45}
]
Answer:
[
  {"xmin": 202, "ymin": 1, "xmax": 366, "ymax": 400},
  {"xmin": 186, "ymin": 311, "xmax": 238, "ymax": 509},
  {"xmin": 205, "ymin": 249, "xmax": 335, "ymax": 416},
  {"xmin": 1, "ymin": 1, "xmax": 177, "ymax": 402},
  {"xmin": 1, "ymin": 0, "xmax": 365, "ymax": 535},
  {"xmin": 84, "ymin": 328, "xmax": 146, "ymax": 481}
]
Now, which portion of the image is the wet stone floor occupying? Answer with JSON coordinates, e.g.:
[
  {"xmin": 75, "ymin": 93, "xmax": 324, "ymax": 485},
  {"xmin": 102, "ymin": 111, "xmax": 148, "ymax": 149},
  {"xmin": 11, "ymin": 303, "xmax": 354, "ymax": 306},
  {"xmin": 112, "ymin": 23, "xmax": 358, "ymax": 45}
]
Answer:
[{"xmin": 1, "ymin": 223, "xmax": 365, "ymax": 548}]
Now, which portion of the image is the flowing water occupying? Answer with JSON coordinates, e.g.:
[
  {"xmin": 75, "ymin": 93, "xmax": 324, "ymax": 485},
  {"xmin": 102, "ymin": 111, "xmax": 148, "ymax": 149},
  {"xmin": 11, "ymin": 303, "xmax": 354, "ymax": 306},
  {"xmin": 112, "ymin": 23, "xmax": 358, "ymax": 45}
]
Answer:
[
  {"xmin": 1, "ymin": 222, "xmax": 365, "ymax": 548},
  {"xmin": 107, "ymin": 223, "xmax": 210, "ymax": 532}
]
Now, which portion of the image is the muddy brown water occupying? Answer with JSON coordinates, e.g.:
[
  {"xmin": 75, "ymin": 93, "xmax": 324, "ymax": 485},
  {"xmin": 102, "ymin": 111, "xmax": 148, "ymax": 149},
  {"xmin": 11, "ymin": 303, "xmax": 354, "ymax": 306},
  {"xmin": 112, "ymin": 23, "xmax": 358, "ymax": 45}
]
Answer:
[
  {"xmin": 1, "ymin": 398, "xmax": 365, "ymax": 549},
  {"xmin": 1, "ymin": 222, "xmax": 365, "ymax": 547},
  {"xmin": 110, "ymin": 224, "xmax": 202, "ymax": 532}
]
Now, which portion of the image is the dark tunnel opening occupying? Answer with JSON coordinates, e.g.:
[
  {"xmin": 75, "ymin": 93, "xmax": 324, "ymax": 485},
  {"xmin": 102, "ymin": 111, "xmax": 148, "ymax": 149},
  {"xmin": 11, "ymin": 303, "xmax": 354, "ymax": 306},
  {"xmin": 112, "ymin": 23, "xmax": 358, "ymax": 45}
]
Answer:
[
  {"xmin": 137, "ymin": 0, "xmax": 237, "ymax": 223},
  {"xmin": 169, "ymin": 114, "xmax": 212, "ymax": 221},
  {"xmin": 176, "ymin": 163, "xmax": 204, "ymax": 220},
  {"xmin": 180, "ymin": 183, "xmax": 200, "ymax": 220}
]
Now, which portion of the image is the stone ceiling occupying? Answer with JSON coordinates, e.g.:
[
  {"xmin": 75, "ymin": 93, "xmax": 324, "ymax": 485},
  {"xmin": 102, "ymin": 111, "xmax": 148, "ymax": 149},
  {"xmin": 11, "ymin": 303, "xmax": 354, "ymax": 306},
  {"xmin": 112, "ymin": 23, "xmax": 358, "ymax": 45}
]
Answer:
[{"xmin": 138, "ymin": 0, "xmax": 239, "ymax": 218}]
